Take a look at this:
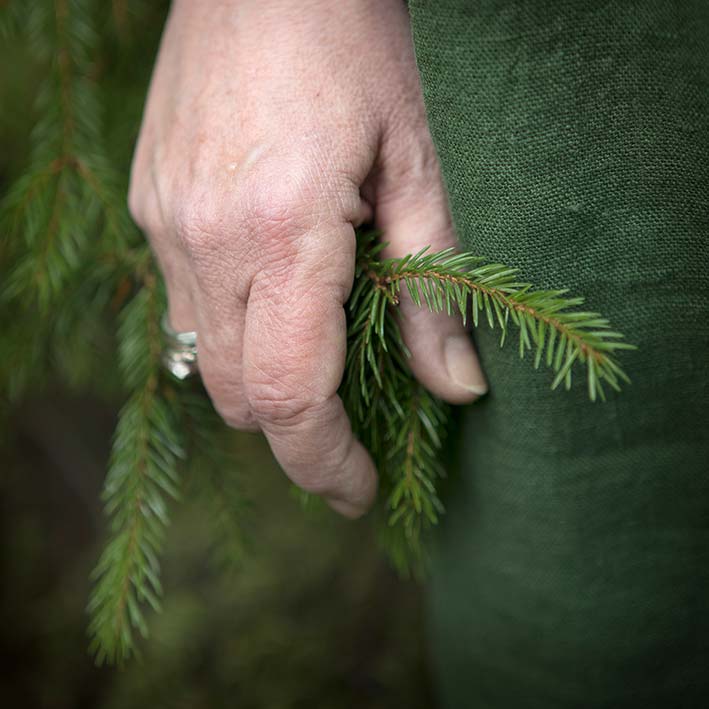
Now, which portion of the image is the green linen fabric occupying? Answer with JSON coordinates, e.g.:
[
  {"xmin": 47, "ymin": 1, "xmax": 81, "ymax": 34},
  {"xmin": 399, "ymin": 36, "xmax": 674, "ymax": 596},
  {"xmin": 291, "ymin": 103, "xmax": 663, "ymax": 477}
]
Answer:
[{"xmin": 407, "ymin": 1, "xmax": 709, "ymax": 707}]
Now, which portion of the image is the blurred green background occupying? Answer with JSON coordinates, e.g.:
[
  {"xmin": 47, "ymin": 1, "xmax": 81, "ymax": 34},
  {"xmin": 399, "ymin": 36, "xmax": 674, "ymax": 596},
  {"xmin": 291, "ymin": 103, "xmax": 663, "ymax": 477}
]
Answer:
[
  {"xmin": 0, "ymin": 4, "xmax": 433, "ymax": 707},
  {"xmin": 1, "ymin": 394, "xmax": 432, "ymax": 708}
]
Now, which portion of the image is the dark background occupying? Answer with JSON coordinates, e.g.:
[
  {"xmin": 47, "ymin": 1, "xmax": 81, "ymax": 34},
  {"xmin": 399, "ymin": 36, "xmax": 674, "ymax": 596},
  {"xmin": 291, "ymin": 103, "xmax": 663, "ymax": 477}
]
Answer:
[{"xmin": 1, "ymin": 393, "xmax": 432, "ymax": 708}]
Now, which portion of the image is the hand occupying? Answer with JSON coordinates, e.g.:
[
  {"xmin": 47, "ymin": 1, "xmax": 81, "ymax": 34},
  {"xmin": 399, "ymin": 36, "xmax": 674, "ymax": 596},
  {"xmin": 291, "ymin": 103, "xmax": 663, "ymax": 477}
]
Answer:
[{"xmin": 128, "ymin": 0, "xmax": 487, "ymax": 518}]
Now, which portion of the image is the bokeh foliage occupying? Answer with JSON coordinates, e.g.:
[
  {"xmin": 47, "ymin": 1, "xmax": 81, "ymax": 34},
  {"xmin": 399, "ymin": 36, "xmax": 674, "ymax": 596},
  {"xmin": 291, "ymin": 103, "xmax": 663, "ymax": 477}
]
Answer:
[
  {"xmin": 1, "ymin": 399, "xmax": 432, "ymax": 708},
  {"xmin": 0, "ymin": 2, "xmax": 432, "ymax": 704}
]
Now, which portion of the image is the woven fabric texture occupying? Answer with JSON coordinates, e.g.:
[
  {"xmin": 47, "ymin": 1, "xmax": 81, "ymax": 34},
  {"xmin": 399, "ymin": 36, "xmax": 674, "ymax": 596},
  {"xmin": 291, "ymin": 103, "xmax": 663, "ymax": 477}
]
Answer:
[{"xmin": 408, "ymin": 1, "xmax": 709, "ymax": 707}]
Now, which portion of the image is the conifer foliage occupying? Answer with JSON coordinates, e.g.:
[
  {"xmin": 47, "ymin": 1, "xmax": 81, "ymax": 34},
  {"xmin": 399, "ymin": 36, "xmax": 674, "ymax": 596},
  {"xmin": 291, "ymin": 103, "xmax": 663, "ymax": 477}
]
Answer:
[
  {"xmin": 0, "ymin": 1, "xmax": 633, "ymax": 663},
  {"xmin": 341, "ymin": 232, "xmax": 634, "ymax": 575}
]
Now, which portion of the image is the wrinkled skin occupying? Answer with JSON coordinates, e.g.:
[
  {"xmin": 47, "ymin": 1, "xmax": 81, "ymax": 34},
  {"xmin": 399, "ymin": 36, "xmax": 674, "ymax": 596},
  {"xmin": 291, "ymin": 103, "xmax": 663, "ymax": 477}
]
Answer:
[{"xmin": 128, "ymin": 0, "xmax": 487, "ymax": 518}]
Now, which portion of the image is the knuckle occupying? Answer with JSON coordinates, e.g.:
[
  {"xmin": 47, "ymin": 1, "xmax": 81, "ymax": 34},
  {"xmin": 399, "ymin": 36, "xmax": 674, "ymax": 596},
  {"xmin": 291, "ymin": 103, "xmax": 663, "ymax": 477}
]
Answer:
[
  {"xmin": 127, "ymin": 184, "xmax": 153, "ymax": 232},
  {"xmin": 247, "ymin": 384, "xmax": 325, "ymax": 428},
  {"xmin": 127, "ymin": 179, "xmax": 168, "ymax": 238},
  {"xmin": 171, "ymin": 175, "xmax": 318, "ymax": 262},
  {"xmin": 243, "ymin": 175, "xmax": 317, "ymax": 236},
  {"xmin": 169, "ymin": 151, "xmax": 355, "ymax": 260},
  {"xmin": 173, "ymin": 198, "xmax": 232, "ymax": 259},
  {"xmin": 239, "ymin": 154, "xmax": 346, "ymax": 237}
]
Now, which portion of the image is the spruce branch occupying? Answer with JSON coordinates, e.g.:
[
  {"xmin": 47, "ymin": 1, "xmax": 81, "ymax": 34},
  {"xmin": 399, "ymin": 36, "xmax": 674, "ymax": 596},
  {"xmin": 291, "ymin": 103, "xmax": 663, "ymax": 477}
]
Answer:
[
  {"xmin": 87, "ymin": 266, "xmax": 250, "ymax": 662},
  {"xmin": 87, "ymin": 384, "xmax": 184, "ymax": 665},
  {"xmin": 340, "ymin": 231, "xmax": 634, "ymax": 574},
  {"xmin": 87, "ymin": 273, "xmax": 186, "ymax": 665},
  {"xmin": 358, "ymin": 232, "xmax": 634, "ymax": 403},
  {"xmin": 341, "ymin": 235, "xmax": 449, "ymax": 576},
  {"xmin": 0, "ymin": 0, "xmax": 116, "ymax": 310}
]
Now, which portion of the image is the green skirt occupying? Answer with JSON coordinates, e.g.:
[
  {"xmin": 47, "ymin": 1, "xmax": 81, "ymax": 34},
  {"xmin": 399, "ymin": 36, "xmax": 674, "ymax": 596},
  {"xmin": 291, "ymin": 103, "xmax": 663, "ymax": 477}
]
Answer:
[{"xmin": 408, "ymin": 1, "xmax": 709, "ymax": 706}]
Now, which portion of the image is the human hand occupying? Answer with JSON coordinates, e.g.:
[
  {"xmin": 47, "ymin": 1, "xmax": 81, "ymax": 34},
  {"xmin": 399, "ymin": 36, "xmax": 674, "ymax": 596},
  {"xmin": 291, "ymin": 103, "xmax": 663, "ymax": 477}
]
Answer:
[{"xmin": 128, "ymin": 0, "xmax": 487, "ymax": 518}]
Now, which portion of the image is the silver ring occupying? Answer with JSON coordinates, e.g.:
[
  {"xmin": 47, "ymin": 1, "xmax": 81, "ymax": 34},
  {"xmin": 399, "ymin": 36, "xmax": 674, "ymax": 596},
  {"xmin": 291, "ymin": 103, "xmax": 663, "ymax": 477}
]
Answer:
[{"xmin": 161, "ymin": 315, "xmax": 198, "ymax": 380}]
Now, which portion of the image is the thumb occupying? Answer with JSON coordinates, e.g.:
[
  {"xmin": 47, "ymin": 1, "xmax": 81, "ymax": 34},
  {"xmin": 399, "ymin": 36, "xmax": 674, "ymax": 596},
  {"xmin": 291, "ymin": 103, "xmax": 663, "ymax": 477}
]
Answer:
[{"xmin": 373, "ymin": 156, "xmax": 488, "ymax": 404}]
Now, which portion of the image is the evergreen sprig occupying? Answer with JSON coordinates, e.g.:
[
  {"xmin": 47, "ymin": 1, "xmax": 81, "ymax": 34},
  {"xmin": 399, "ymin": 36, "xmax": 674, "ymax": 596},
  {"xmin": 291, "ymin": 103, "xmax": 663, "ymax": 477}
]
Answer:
[
  {"xmin": 356, "ymin": 232, "xmax": 633, "ymax": 402},
  {"xmin": 87, "ymin": 385, "xmax": 183, "ymax": 664},
  {"xmin": 87, "ymin": 274, "xmax": 250, "ymax": 664},
  {"xmin": 86, "ymin": 274, "xmax": 184, "ymax": 665},
  {"xmin": 340, "ymin": 231, "xmax": 634, "ymax": 574},
  {"xmin": 1, "ymin": 0, "xmax": 110, "ymax": 310}
]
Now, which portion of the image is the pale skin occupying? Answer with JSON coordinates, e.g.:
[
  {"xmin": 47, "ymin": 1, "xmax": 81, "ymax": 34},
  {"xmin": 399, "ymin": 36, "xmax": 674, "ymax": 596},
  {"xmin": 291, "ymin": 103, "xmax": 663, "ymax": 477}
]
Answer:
[{"xmin": 128, "ymin": 0, "xmax": 487, "ymax": 518}]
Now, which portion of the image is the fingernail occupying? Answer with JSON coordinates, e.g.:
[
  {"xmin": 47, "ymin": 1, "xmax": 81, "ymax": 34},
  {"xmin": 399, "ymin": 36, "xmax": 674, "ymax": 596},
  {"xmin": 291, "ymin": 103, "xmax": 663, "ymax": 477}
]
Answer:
[{"xmin": 444, "ymin": 335, "xmax": 488, "ymax": 395}]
